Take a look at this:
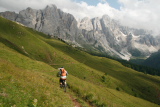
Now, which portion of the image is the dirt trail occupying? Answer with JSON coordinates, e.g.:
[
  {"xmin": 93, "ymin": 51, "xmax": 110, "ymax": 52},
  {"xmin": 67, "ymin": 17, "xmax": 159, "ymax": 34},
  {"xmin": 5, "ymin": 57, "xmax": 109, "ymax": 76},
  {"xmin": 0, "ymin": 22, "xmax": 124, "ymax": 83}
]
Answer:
[{"xmin": 69, "ymin": 94, "xmax": 82, "ymax": 107}]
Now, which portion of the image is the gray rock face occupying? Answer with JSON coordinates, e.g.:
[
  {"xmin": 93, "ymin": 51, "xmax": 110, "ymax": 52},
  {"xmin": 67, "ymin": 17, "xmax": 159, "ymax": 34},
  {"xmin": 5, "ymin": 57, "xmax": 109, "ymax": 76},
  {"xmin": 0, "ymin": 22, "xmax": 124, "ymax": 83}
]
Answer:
[
  {"xmin": 78, "ymin": 15, "xmax": 160, "ymax": 59},
  {"xmin": 0, "ymin": 11, "xmax": 18, "ymax": 21},
  {"xmin": 0, "ymin": 5, "xmax": 79, "ymax": 43},
  {"xmin": 1, "ymin": 5, "xmax": 160, "ymax": 60}
]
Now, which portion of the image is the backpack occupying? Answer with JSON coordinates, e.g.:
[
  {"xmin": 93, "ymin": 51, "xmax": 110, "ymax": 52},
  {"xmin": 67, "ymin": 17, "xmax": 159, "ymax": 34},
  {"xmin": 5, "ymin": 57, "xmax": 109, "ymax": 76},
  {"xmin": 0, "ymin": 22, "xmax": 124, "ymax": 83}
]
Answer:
[{"xmin": 60, "ymin": 68, "xmax": 67, "ymax": 76}]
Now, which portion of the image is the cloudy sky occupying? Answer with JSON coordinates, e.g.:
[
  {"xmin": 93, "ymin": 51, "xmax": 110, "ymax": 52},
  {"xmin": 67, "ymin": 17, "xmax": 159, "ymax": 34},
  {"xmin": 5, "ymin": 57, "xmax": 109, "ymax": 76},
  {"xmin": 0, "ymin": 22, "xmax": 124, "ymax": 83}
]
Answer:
[{"xmin": 0, "ymin": 0, "xmax": 160, "ymax": 35}]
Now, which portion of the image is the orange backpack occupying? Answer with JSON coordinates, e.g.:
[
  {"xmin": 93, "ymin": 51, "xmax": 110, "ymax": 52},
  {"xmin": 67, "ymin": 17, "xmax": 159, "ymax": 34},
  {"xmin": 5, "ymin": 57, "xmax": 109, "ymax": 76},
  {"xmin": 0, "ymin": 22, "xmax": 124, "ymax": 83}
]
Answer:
[{"xmin": 61, "ymin": 68, "xmax": 67, "ymax": 76}]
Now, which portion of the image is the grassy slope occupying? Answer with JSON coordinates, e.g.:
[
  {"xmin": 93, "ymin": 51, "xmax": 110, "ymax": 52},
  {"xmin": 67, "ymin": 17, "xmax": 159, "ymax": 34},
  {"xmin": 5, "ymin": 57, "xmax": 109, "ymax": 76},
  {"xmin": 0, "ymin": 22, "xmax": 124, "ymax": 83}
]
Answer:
[
  {"xmin": 0, "ymin": 43, "xmax": 74, "ymax": 107},
  {"xmin": 0, "ymin": 16, "xmax": 160, "ymax": 106},
  {"xmin": 46, "ymin": 38, "xmax": 160, "ymax": 104}
]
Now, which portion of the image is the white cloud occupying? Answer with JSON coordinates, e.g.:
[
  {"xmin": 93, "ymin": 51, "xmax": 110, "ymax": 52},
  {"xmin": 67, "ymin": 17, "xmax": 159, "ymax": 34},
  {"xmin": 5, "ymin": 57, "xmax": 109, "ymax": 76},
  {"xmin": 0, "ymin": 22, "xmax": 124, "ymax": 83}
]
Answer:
[
  {"xmin": 118, "ymin": 0, "xmax": 160, "ymax": 35},
  {"xmin": 62, "ymin": 1, "xmax": 118, "ymax": 19},
  {"xmin": 0, "ymin": 0, "xmax": 159, "ymax": 35},
  {"xmin": 0, "ymin": 0, "xmax": 117, "ymax": 19},
  {"xmin": 0, "ymin": 0, "xmax": 73, "ymax": 12}
]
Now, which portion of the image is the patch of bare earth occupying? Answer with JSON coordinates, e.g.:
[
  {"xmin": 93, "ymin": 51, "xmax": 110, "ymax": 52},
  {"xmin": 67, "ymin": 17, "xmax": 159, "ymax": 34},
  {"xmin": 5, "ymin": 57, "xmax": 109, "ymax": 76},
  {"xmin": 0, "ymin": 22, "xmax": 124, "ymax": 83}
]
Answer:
[{"xmin": 69, "ymin": 95, "xmax": 82, "ymax": 107}]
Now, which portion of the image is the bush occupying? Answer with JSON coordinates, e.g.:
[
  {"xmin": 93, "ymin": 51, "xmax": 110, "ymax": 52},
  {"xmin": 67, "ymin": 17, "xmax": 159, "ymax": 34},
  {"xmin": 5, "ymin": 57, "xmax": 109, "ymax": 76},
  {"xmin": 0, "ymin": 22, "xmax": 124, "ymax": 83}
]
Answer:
[
  {"xmin": 91, "ymin": 100, "xmax": 99, "ymax": 105},
  {"xmin": 99, "ymin": 103, "xmax": 107, "ymax": 107},
  {"xmin": 101, "ymin": 75, "xmax": 106, "ymax": 82},
  {"xmin": 116, "ymin": 87, "xmax": 120, "ymax": 91},
  {"xmin": 85, "ymin": 93, "xmax": 94, "ymax": 101}
]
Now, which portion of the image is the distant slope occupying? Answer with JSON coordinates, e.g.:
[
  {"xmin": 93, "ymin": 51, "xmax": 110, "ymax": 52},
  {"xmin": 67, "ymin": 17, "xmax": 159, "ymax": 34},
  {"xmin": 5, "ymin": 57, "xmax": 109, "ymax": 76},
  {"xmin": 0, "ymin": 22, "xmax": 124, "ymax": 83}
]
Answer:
[
  {"xmin": 143, "ymin": 50, "xmax": 160, "ymax": 70},
  {"xmin": 0, "ymin": 16, "xmax": 160, "ymax": 106}
]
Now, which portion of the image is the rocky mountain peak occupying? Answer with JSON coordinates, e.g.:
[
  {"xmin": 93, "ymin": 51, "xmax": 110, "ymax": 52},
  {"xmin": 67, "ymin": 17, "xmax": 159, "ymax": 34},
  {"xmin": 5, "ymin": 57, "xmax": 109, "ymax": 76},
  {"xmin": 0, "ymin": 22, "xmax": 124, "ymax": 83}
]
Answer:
[
  {"xmin": 78, "ymin": 17, "xmax": 93, "ymax": 31},
  {"xmin": 101, "ymin": 15, "xmax": 112, "ymax": 23},
  {"xmin": 92, "ymin": 17, "xmax": 102, "ymax": 31},
  {"xmin": 0, "ymin": 11, "xmax": 18, "ymax": 21},
  {"xmin": 1, "ymin": 5, "xmax": 79, "ymax": 42},
  {"xmin": 1, "ymin": 5, "xmax": 160, "ymax": 60},
  {"xmin": 46, "ymin": 4, "xmax": 57, "ymax": 9}
]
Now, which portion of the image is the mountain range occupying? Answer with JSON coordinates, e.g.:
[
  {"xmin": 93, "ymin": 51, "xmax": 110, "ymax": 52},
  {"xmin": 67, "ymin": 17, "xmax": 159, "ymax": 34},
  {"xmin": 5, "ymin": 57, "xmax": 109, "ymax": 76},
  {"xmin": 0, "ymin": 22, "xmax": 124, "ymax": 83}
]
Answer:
[{"xmin": 0, "ymin": 4, "xmax": 160, "ymax": 60}]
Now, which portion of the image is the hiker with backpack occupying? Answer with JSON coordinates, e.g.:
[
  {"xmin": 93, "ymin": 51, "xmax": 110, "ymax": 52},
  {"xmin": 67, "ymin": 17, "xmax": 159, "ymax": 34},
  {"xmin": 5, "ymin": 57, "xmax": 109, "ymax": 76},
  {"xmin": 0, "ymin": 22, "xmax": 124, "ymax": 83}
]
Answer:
[{"xmin": 58, "ymin": 67, "xmax": 68, "ymax": 88}]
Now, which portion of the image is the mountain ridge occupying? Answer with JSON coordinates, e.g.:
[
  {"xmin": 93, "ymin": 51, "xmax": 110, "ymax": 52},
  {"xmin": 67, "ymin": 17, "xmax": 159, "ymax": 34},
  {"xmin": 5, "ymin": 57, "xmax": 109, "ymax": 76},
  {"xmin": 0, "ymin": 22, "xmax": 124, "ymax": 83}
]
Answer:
[{"xmin": 0, "ymin": 4, "xmax": 160, "ymax": 60}]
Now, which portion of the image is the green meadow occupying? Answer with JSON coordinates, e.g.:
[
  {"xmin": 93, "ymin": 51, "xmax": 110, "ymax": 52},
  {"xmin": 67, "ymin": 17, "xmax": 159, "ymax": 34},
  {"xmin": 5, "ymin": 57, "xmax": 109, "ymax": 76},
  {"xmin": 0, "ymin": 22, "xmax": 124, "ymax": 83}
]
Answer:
[{"xmin": 0, "ymin": 16, "xmax": 160, "ymax": 107}]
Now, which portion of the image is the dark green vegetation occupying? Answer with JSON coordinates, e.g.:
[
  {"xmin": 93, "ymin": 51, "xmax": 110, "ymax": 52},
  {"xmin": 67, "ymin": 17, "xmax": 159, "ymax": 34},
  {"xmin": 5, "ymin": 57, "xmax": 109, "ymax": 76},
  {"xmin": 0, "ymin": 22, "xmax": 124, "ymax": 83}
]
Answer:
[
  {"xmin": 143, "ymin": 50, "xmax": 160, "ymax": 70},
  {"xmin": 121, "ymin": 59, "xmax": 160, "ymax": 76},
  {"xmin": 87, "ymin": 53, "xmax": 160, "ymax": 76},
  {"xmin": 0, "ymin": 16, "xmax": 160, "ymax": 107}
]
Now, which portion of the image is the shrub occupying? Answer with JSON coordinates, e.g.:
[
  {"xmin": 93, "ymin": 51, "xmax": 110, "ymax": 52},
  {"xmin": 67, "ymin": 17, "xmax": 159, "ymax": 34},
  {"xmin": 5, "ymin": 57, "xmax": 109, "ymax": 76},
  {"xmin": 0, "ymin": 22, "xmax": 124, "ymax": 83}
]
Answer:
[
  {"xmin": 101, "ymin": 75, "xmax": 106, "ymax": 82},
  {"xmin": 91, "ymin": 100, "xmax": 99, "ymax": 105},
  {"xmin": 99, "ymin": 103, "xmax": 107, "ymax": 107},
  {"xmin": 116, "ymin": 87, "xmax": 120, "ymax": 91},
  {"xmin": 85, "ymin": 93, "xmax": 94, "ymax": 101}
]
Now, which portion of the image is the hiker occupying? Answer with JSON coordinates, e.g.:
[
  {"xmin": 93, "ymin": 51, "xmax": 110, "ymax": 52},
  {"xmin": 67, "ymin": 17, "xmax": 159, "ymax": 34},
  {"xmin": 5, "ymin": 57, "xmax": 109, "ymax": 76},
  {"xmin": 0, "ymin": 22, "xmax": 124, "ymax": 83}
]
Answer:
[{"xmin": 58, "ymin": 67, "xmax": 68, "ymax": 87}]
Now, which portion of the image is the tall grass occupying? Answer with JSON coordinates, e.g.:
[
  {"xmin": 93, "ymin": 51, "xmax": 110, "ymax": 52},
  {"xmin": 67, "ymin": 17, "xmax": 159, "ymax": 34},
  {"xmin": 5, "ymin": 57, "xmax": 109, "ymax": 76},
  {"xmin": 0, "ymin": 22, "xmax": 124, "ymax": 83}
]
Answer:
[{"xmin": 68, "ymin": 75, "xmax": 160, "ymax": 107}]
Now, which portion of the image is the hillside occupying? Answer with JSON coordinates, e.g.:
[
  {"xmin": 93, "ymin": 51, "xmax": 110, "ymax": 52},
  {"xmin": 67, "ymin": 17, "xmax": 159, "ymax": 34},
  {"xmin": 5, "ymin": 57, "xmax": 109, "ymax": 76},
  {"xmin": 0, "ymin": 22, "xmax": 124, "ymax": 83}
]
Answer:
[
  {"xmin": 0, "ymin": 16, "xmax": 160, "ymax": 107},
  {"xmin": 143, "ymin": 50, "xmax": 160, "ymax": 70}
]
